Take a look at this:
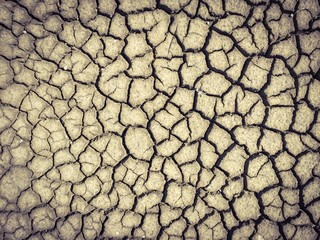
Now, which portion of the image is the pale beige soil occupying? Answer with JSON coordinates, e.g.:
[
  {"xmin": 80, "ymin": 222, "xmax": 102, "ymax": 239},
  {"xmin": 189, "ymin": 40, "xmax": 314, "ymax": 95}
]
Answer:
[{"xmin": 0, "ymin": 0, "xmax": 320, "ymax": 239}]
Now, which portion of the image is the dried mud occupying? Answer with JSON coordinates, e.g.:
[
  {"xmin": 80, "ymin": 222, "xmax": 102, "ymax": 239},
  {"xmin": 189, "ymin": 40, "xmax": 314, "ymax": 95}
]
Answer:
[{"xmin": 0, "ymin": 0, "xmax": 320, "ymax": 239}]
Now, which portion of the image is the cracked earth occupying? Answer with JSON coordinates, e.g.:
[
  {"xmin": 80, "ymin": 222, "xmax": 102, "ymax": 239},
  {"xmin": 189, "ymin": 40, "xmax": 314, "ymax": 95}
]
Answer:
[{"xmin": 0, "ymin": 0, "xmax": 320, "ymax": 239}]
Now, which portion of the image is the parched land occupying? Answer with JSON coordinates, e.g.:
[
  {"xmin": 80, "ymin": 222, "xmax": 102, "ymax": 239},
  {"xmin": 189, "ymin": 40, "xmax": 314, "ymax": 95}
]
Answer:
[{"xmin": 0, "ymin": 0, "xmax": 319, "ymax": 239}]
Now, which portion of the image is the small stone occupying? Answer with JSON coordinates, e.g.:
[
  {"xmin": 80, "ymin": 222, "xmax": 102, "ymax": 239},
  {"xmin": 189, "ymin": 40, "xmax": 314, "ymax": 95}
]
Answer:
[{"xmin": 23, "ymin": 30, "xmax": 27, "ymax": 34}]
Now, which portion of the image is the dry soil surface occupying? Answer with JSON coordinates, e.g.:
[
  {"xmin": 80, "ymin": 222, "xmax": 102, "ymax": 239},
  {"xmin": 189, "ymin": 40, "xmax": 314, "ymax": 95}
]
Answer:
[{"xmin": 0, "ymin": 0, "xmax": 320, "ymax": 239}]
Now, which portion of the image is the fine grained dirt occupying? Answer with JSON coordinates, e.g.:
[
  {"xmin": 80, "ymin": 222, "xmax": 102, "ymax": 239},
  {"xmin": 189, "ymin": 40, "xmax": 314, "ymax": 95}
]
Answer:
[{"xmin": 0, "ymin": 0, "xmax": 319, "ymax": 239}]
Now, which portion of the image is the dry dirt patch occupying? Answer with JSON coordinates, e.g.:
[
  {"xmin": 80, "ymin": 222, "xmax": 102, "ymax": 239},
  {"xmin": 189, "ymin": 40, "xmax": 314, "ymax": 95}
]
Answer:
[{"xmin": 0, "ymin": 0, "xmax": 320, "ymax": 239}]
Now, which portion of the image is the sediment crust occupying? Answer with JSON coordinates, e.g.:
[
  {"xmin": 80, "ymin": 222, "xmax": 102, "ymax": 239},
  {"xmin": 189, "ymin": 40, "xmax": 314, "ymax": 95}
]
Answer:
[{"xmin": 0, "ymin": 0, "xmax": 319, "ymax": 239}]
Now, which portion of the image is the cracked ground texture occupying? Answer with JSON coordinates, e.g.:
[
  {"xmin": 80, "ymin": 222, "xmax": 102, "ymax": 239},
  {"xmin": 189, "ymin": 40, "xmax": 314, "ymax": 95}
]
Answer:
[{"xmin": 0, "ymin": 0, "xmax": 319, "ymax": 239}]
